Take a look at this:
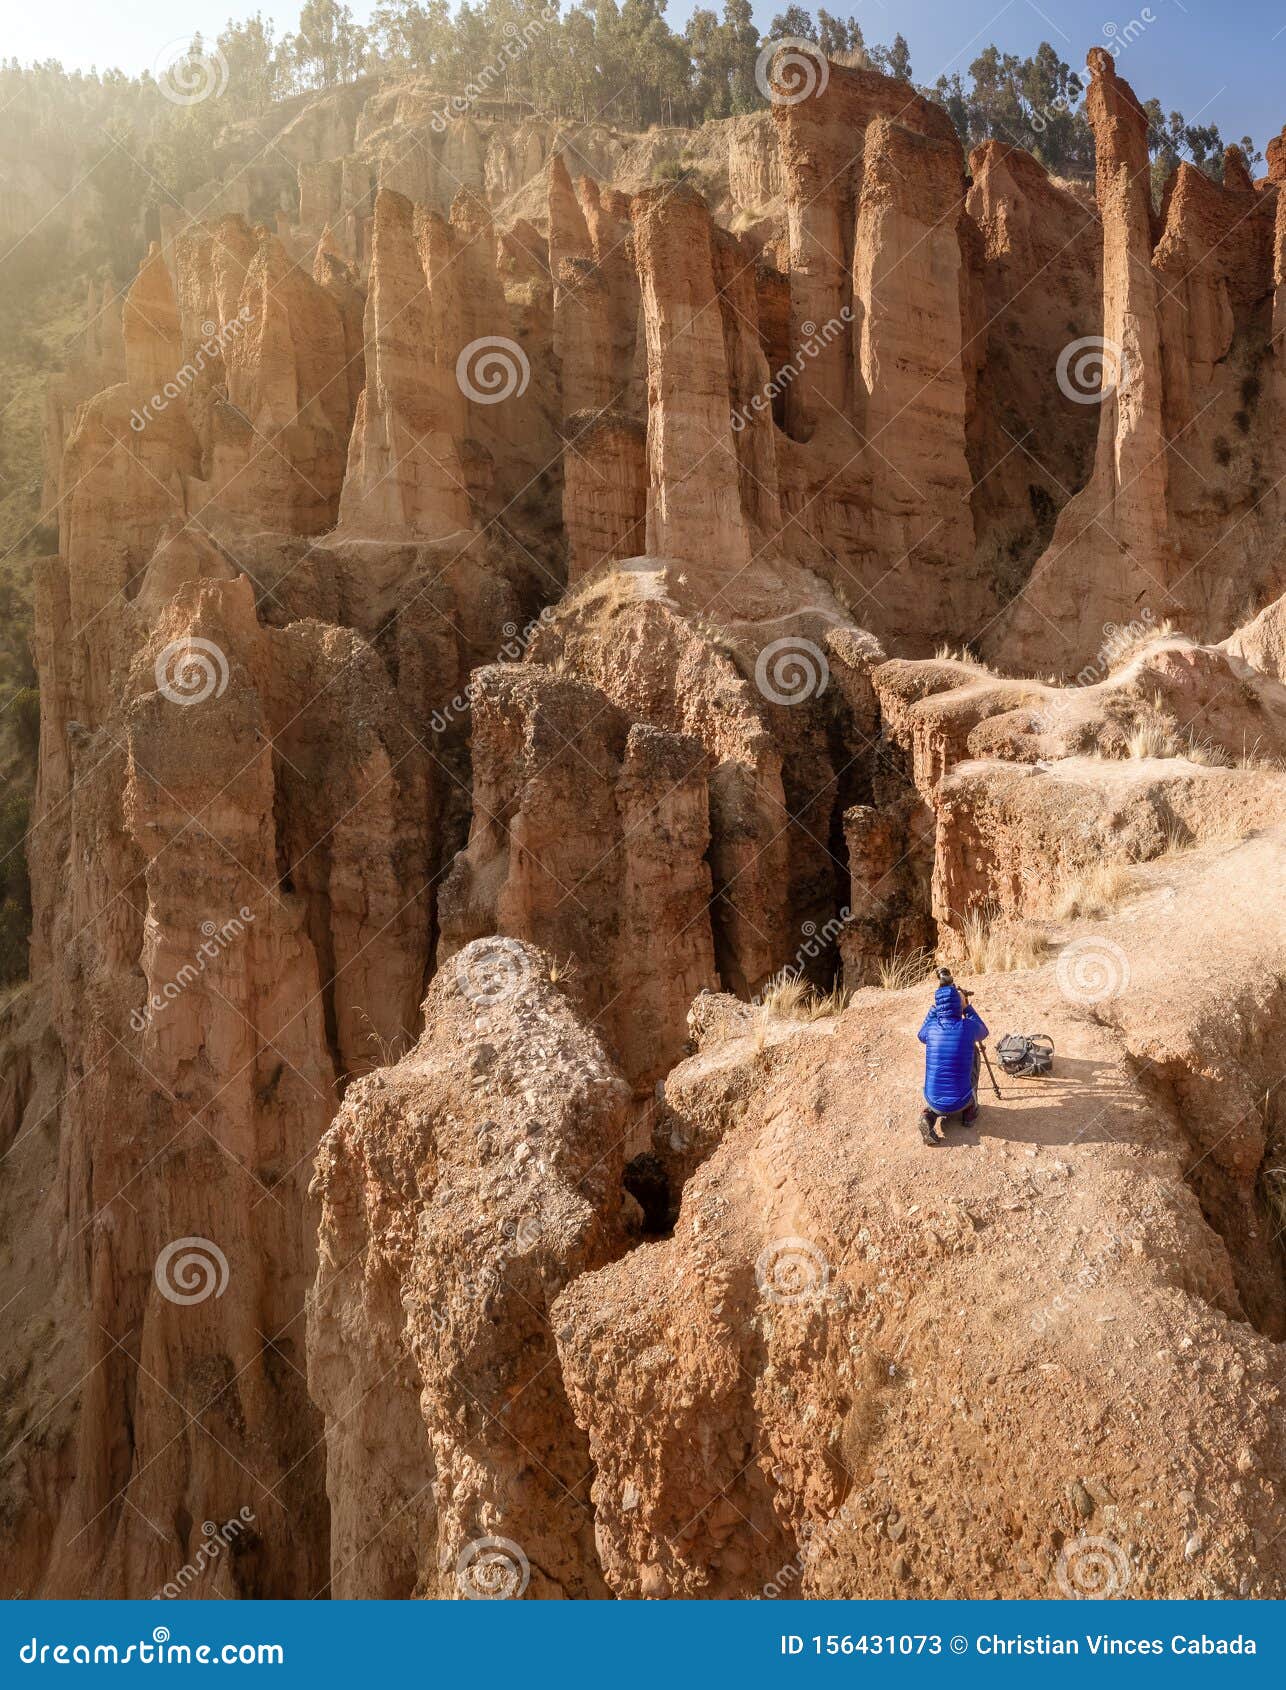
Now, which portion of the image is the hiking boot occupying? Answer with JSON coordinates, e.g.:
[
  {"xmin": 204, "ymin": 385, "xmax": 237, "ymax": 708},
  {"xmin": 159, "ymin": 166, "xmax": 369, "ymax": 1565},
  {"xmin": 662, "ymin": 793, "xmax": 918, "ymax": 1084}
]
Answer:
[
  {"xmin": 919, "ymin": 1109, "xmax": 943, "ymax": 1146},
  {"xmin": 961, "ymin": 1102, "xmax": 980, "ymax": 1126}
]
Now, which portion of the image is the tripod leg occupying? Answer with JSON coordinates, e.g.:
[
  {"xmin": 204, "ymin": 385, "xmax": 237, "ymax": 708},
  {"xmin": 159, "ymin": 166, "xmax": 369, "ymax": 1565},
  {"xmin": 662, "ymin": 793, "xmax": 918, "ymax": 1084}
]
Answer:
[{"xmin": 980, "ymin": 1045, "xmax": 1002, "ymax": 1099}]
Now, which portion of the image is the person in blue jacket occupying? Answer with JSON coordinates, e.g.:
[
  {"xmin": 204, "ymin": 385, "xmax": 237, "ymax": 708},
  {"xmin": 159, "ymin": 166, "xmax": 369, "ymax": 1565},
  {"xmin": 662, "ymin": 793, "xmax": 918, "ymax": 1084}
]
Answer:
[{"xmin": 917, "ymin": 969, "xmax": 988, "ymax": 1145}]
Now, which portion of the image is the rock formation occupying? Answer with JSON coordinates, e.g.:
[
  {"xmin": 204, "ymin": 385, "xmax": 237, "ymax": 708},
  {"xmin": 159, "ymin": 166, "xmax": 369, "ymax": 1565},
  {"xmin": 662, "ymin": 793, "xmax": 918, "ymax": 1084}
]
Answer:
[
  {"xmin": 308, "ymin": 940, "xmax": 630, "ymax": 1598},
  {"xmin": 3, "ymin": 46, "xmax": 1286, "ymax": 1606}
]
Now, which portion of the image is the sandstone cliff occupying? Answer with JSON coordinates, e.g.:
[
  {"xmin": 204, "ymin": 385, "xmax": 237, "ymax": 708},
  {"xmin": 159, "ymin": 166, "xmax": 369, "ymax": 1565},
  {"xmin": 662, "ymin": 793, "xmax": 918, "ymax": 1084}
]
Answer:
[{"xmin": 2, "ymin": 47, "xmax": 1285, "ymax": 1604}]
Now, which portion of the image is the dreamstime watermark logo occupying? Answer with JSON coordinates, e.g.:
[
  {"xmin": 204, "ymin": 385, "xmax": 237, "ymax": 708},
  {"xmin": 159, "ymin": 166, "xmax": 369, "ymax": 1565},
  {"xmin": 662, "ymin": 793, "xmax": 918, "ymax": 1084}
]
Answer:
[
  {"xmin": 1030, "ymin": 1217, "xmax": 1145, "ymax": 1333},
  {"xmin": 427, "ymin": 1212, "xmax": 546, "ymax": 1332},
  {"xmin": 456, "ymin": 336, "xmax": 530, "ymax": 404},
  {"xmin": 750, "ymin": 912, "xmax": 852, "ymax": 1012},
  {"xmin": 131, "ymin": 908, "xmax": 257, "ymax": 1032},
  {"xmin": 154, "ymin": 1237, "xmax": 230, "ymax": 1305},
  {"xmin": 1055, "ymin": 1533, "xmax": 1133, "ymax": 1598},
  {"xmin": 154, "ymin": 38, "xmax": 230, "ymax": 106},
  {"xmin": 1102, "ymin": 9, "xmax": 1156, "ymax": 59},
  {"xmin": 731, "ymin": 309, "xmax": 852, "ymax": 433},
  {"xmin": 755, "ymin": 636, "xmax": 829, "ymax": 706},
  {"xmin": 455, "ymin": 1535, "xmax": 531, "ymax": 1599},
  {"xmin": 18, "ymin": 1631, "xmax": 283, "ymax": 1667},
  {"xmin": 755, "ymin": 1237, "xmax": 830, "ymax": 1305},
  {"xmin": 1055, "ymin": 937, "xmax": 1130, "ymax": 1004},
  {"xmin": 429, "ymin": 3, "xmax": 559, "ymax": 130},
  {"xmin": 153, "ymin": 1508, "xmax": 256, "ymax": 1599},
  {"xmin": 1032, "ymin": 610, "xmax": 1158, "ymax": 735},
  {"xmin": 428, "ymin": 606, "xmax": 556, "ymax": 734},
  {"xmin": 155, "ymin": 637, "xmax": 229, "ymax": 705},
  {"xmin": 778, "ymin": 908, "xmax": 850, "ymax": 983},
  {"xmin": 454, "ymin": 936, "xmax": 533, "ymax": 1008},
  {"xmin": 130, "ymin": 307, "xmax": 255, "ymax": 432},
  {"xmin": 1030, "ymin": 95, "xmax": 1075, "ymax": 134},
  {"xmin": 763, "ymin": 1498, "xmax": 859, "ymax": 1597},
  {"xmin": 1056, "ymin": 336, "xmax": 1127, "ymax": 405},
  {"xmin": 755, "ymin": 38, "xmax": 830, "ymax": 106}
]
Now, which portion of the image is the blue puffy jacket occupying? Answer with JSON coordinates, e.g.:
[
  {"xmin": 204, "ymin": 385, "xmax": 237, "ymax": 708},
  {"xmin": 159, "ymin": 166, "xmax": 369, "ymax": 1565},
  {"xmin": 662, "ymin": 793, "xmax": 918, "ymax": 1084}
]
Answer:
[{"xmin": 918, "ymin": 985, "xmax": 988, "ymax": 1113}]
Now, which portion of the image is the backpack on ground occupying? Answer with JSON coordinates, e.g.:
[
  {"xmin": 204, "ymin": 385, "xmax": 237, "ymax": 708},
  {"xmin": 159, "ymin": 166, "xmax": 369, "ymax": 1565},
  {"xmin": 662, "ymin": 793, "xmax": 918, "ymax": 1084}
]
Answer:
[{"xmin": 995, "ymin": 1033, "xmax": 1054, "ymax": 1078}]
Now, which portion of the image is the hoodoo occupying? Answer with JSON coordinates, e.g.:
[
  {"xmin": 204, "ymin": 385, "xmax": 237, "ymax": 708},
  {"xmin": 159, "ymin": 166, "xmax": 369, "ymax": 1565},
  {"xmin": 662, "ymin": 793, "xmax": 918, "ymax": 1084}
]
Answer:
[{"xmin": 0, "ymin": 23, "xmax": 1284, "ymax": 1608}]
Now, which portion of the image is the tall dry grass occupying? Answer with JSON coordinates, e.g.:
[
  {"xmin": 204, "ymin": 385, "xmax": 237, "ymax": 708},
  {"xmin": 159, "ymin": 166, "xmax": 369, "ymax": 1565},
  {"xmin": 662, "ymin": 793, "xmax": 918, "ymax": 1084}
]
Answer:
[
  {"xmin": 757, "ymin": 970, "xmax": 850, "ymax": 1022},
  {"xmin": 1052, "ymin": 861, "xmax": 1135, "ymax": 920},
  {"xmin": 877, "ymin": 947, "xmax": 937, "ymax": 991},
  {"xmin": 955, "ymin": 904, "xmax": 1047, "ymax": 973}
]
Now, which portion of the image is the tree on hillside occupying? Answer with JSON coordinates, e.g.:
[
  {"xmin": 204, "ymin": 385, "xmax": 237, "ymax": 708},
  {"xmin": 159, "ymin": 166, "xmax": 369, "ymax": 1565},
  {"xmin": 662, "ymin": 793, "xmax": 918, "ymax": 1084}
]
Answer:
[
  {"xmin": 685, "ymin": 8, "xmax": 726, "ymax": 119},
  {"xmin": 84, "ymin": 122, "xmax": 152, "ymax": 281},
  {"xmin": 937, "ymin": 41, "xmax": 1090, "ymax": 178},
  {"xmin": 370, "ymin": 0, "xmax": 453, "ymax": 71},
  {"xmin": 768, "ymin": 7, "xmax": 816, "ymax": 40},
  {"xmin": 815, "ymin": 10, "xmax": 863, "ymax": 57},
  {"xmin": 869, "ymin": 30, "xmax": 911, "ymax": 81},
  {"xmin": 721, "ymin": 0, "xmax": 760, "ymax": 113},
  {"xmin": 0, "ymin": 7, "xmax": 1267, "ymax": 184},
  {"xmin": 284, "ymin": 0, "xmax": 370, "ymax": 88},
  {"xmin": 218, "ymin": 14, "xmax": 291, "ymax": 113}
]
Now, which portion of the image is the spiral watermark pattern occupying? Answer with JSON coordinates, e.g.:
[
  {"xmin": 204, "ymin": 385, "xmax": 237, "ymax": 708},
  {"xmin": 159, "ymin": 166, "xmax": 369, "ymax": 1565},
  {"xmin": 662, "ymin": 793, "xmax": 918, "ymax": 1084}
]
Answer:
[
  {"xmin": 155, "ymin": 638, "xmax": 229, "ymax": 706},
  {"xmin": 153, "ymin": 39, "xmax": 230, "ymax": 107},
  {"xmin": 455, "ymin": 1535, "xmax": 531, "ymax": 1599},
  {"xmin": 1056, "ymin": 336, "xmax": 1126, "ymax": 405},
  {"xmin": 454, "ymin": 937, "xmax": 532, "ymax": 1009},
  {"xmin": 754, "ymin": 637, "xmax": 829, "ymax": 706},
  {"xmin": 1055, "ymin": 937, "xmax": 1131, "ymax": 1005},
  {"xmin": 1055, "ymin": 1533, "xmax": 1132, "ymax": 1598},
  {"xmin": 755, "ymin": 1237, "xmax": 830, "ymax": 1305},
  {"xmin": 456, "ymin": 336, "xmax": 530, "ymax": 404},
  {"xmin": 512, "ymin": 1213, "xmax": 544, "ymax": 1251},
  {"xmin": 755, "ymin": 38, "xmax": 830, "ymax": 106},
  {"xmin": 154, "ymin": 1237, "xmax": 230, "ymax": 1305}
]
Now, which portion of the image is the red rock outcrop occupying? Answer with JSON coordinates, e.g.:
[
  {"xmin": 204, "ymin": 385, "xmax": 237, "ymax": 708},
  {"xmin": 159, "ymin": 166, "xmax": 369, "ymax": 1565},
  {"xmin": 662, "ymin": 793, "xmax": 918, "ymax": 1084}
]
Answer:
[
  {"xmin": 633, "ymin": 185, "xmax": 753, "ymax": 571},
  {"xmin": 770, "ymin": 54, "xmax": 960, "ymax": 438},
  {"xmin": 436, "ymin": 665, "xmax": 718, "ymax": 1096},
  {"xmin": 308, "ymin": 940, "xmax": 630, "ymax": 1597},
  {"xmin": 338, "ymin": 190, "xmax": 472, "ymax": 540},
  {"xmin": 562, "ymin": 411, "xmax": 647, "ymax": 581},
  {"xmin": 555, "ymin": 903, "xmax": 1286, "ymax": 1595},
  {"xmin": 8, "ymin": 45, "xmax": 1286, "ymax": 1607},
  {"xmin": 996, "ymin": 51, "xmax": 1286, "ymax": 670}
]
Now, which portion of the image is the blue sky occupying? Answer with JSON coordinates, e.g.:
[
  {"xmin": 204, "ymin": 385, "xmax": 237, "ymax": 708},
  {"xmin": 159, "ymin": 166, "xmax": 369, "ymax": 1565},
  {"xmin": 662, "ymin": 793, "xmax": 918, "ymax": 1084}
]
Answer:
[{"xmin": 9, "ymin": 0, "xmax": 1285, "ymax": 155}]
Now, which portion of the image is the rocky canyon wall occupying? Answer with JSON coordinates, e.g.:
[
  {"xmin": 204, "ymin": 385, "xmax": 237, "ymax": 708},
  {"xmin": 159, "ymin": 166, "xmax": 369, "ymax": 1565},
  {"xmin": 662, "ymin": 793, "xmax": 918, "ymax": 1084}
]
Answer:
[{"xmin": 2, "ymin": 46, "xmax": 1285, "ymax": 1603}]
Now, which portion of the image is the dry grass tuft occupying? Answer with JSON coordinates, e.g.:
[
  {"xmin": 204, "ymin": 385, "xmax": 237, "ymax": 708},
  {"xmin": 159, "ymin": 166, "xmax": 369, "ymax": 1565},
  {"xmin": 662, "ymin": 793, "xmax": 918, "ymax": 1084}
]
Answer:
[
  {"xmin": 357, "ymin": 1008, "xmax": 411, "ymax": 1070},
  {"xmin": 877, "ymin": 946, "xmax": 937, "ymax": 991},
  {"xmin": 1052, "ymin": 861, "xmax": 1135, "ymax": 920},
  {"xmin": 1182, "ymin": 735, "xmax": 1232, "ymax": 768},
  {"xmin": 1105, "ymin": 617, "xmax": 1181, "ymax": 672},
  {"xmin": 956, "ymin": 904, "xmax": 1047, "ymax": 973},
  {"xmin": 1115, "ymin": 691, "xmax": 1230, "ymax": 766},
  {"xmin": 806, "ymin": 982, "xmax": 852, "ymax": 1019},
  {"xmin": 933, "ymin": 642, "xmax": 991, "ymax": 672},
  {"xmin": 1236, "ymin": 735, "xmax": 1272, "ymax": 771},
  {"xmin": 1158, "ymin": 816, "xmax": 1194, "ymax": 858},
  {"xmin": 758, "ymin": 972, "xmax": 810, "ymax": 1018},
  {"xmin": 1124, "ymin": 716, "xmax": 1177, "ymax": 759},
  {"xmin": 758, "ymin": 969, "xmax": 850, "ymax": 1021}
]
